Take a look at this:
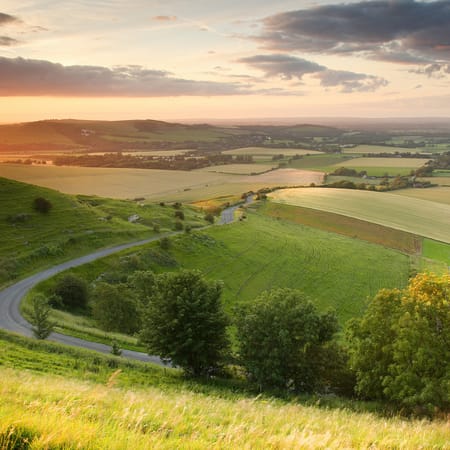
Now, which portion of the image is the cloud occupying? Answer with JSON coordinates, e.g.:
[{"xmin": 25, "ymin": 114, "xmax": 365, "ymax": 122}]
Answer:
[
  {"xmin": 0, "ymin": 12, "xmax": 21, "ymax": 46},
  {"xmin": 237, "ymin": 53, "xmax": 387, "ymax": 92},
  {"xmin": 0, "ymin": 35, "xmax": 19, "ymax": 45},
  {"xmin": 237, "ymin": 54, "xmax": 325, "ymax": 80},
  {"xmin": 151, "ymin": 15, "xmax": 177, "ymax": 21},
  {"xmin": 254, "ymin": 1, "xmax": 450, "ymax": 65},
  {"xmin": 411, "ymin": 63, "xmax": 450, "ymax": 77},
  {"xmin": 0, "ymin": 12, "xmax": 20, "ymax": 25},
  {"xmin": 0, "ymin": 57, "xmax": 250, "ymax": 97},
  {"xmin": 314, "ymin": 70, "xmax": 388, "ymax": 93}
]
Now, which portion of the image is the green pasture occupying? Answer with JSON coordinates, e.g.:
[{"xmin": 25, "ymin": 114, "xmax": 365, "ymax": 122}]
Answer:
[
  {"xmin": 270, "ymin": 188, "xmax": 450, "ymax": 243},
  {"xmin": 223, "ymin": 147, "xmax": 322, "ymax": 156},
  {"xmin": 288, "ymin": 154, "xmax": 355, "ymax": 172},
  {"xmin": 422, "ymin": 239, "xmax": 450, "ymax": 266},
  {"xmin": 341, "ymin": 145, "xmax": 421, "ymax": 154}
]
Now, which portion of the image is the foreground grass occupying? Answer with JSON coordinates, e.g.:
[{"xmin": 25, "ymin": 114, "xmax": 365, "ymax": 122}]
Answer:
[{"xmin": 0, "ymin": 332, "xmax": 449, "ymax": 449}]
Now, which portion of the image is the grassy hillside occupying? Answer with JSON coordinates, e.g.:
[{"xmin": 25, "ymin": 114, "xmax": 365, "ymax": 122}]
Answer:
[
  {"xmin": 270, "ymin": 188, "xmax": 450, "ymax": 243},
  {"xmin": 0, "ymin": 177, "xmax": 205, "ymax": 286},
  {"xmin": 34, "ymin": 205, "xmax": 410, "ymax": 331},
  {"xmin": 0, "ymin": 331, "xmax": 448, "ymax": 449}
]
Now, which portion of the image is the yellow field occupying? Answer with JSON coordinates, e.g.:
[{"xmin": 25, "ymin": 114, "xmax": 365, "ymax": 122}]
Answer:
[
  {"xmin": 224, "ymin": 147, "xmax": 322, "ymax": 156},
  {"xmin": 335, "ymin": 157, "xmax": 427, "ymax": 168},
  {"xmin": 420, "ymin": 177, "xmax": 450, "ymax": 186},
  {"xmin": 86, "ymin": 150, "xmax": 191, "ymax": 156},
  {"xmin": 270, "ymin": 188, "xmax": 450, "ymax": 243},
  {"xmin": 0, "ymin": 165, "xmax": 323, "ymax": 202},
  {"xmin": 197, "ymin": 164, "xmax": 276, "ymax": 175},
  {"xmin": 391, "ymin": 186, "xmax": 450, "ymax": 206},
  {"xmin": 342, "ymin": 145, "xmax": 422, "ymax": 154}
]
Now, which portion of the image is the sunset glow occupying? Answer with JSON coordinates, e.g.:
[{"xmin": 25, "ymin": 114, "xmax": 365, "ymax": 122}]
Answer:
[{"xmin": 1, "ymin": 0, "xmax": 450, "ymax": 122}]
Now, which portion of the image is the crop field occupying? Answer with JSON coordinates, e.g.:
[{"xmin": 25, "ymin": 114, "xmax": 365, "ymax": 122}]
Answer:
[
  {"xmin": 0, "ymin": 164, "xmax": 324, "ymax": 202},
  {"xmin": 269, "ymin": 188, "xmax": 450, "ymax": 243},
  {"xmin": 289, "ymin": 154, "xmax": 355, "ymax": 171},
  {"xmin": 422, "ymin": 239, "xmax": 450, "ymax": 266},
  {"xmin": 86, "ymin": 150, "xmax": 192, "ymax": 157},
  {"xmin": 197, "ymin": 163, "xmax": 276, "ymax": 175},
  {"xmin": 342, "ymin": 145, "xmax": 425, "ymax": 154},
  {"xmin": 48, "ymin": 209, "xmax": 410, "ymax": 324},
  {"xmin": 0, "ymin": 122, "xmax": 76, "ymax": 146},
  {"xmin": 392, "ymin": 186, "xmax": 450, "ymax": 205},
  {"xmin": 0, "ymin": 332, "xmax": 448, "ymax": 450},
  {"xmin": 224, "ymin": 147, "xmax": 322, "ymax": 156}
]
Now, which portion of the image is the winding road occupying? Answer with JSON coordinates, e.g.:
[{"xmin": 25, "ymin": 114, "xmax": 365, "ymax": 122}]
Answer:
[{"xmin": 0, "ymin": 199, "xmax": 251, "ymax": 365}]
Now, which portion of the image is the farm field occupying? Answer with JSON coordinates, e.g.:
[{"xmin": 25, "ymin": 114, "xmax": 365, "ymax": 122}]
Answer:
[
  {"xmin": 0, "ymin": 164, "xmax": 324, "ymax": 202},
  {"xmin": 289, "ymin": 154, "xmax": 355, "ymax": 172},
  {"xmin": 43, "ymin": 209, "xmax": 410, "ymax": 325},
  {"xmin": 223, "ymin": 147, "xmax": 322, "ymax": 156},
  {"xmin": 342, "ymin": 144, "xmax": 427, "ymax": 154},
  {"xmin": 331, "ymin": 157, "xmax": 426, "ymax": 176},
  {"xmin": 1, "ymin": 332, "xmax": 448, "ymax": 450},
  {"xmin": 392, "ymin": 186, "xmax": 450, "ymax": 205},
  {"xmin": 197, "ymin": 163, "xmax": 276, "ymax": 175},
  {"xmin": 422, "ymin": 239, "xmax": 450, "ymax": 266},
  {"xmin": 269, "ymin": 188, "xmax": 450, "ymax": 243}
]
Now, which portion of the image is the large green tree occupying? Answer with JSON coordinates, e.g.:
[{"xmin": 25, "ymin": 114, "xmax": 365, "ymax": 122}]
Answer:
[
  {"xmin": 29, "ymin": 294, "xmax": 54, "ymax": 340},
  {"xmin": 140, "ymin": 270, "xmax": 229, "ymax": 376},
  {"xmin": 235, "ymin": 288, "xmax": 339, "ymax": 392},
  {"xmin": 54, "ymin": 273, "xmax": 89, "ymax": 310},
  {"xmin": 347, "ymin": 273, "xmax": 450, "ymax": 411}
]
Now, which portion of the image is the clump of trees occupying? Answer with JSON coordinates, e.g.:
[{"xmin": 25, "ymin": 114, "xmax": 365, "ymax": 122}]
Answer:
[
  {"xmin": 347, "ymin": 273, "xmax": 450, "ymax": 413},
  {"xmin": 52, "ymin": 273, "xmax": 89, "ymax": 310}
]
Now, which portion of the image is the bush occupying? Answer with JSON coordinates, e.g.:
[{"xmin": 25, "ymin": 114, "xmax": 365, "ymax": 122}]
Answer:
[
  {"xmin": 140, "ymin": 270, "xmax": 229, "ymax": 376},
  {"xmin": 204, "ymin": 213, "xmax": 215, "ymax": 224},
  {"xmin": 174, "ymin": 220, "xmax": 183, "ymax": 231},
  {"xmin": 235, "ymin": 288, "xmax": 339, "ymax": 392},
  {"xmin": 159, "ymin": 237, "xmax": 171, "ymax": 250},
  {"xmin": 29, "ymin": 294, "xmax": 54, "ymax": 340},
  {"xmin": 54, "ymin": 273, "xmax": 89, "ymax": 310},
  {"xmin": 174, "ymin": 210, "xmax": 185, "ymax": 220},
  {"xmin": 91, "ymin": 283, "xmax": 141, "ymax": 334},
  {"xmin": 347, "ymin": 273, "xmax": 450, "ymax": 412},
  {"xmin": 32, "ymin": 197, "xmax": 52, "ymax": 214}
]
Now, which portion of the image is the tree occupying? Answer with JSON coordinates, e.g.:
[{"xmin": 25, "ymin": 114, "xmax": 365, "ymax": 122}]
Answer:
[
  {"xmin": 33, "ymin": 197, "xmax": 52, "ymax": 214},
  {"xmin": 204, "ymin": 213, "xmax": 214, "ymax": 224},
  {"xmin": 29, "ymin": 294, "xmax": 54, "ymax": 339},
  {"xmin": 347, "ymin": 273, "xmax": 450, "ymax": 412},
  {"xmin": 91, "ymin": 282, "xmax": 141, "ymax": 334},
  {"xmin": 54, "ymin": 273, "xmax": 89, "ymax": 310},
  {"xmin": 235, "ymin": 288, "xmax": 339, "ymax": 392},
  {"xmin": 140, "ymin": 270, "xmax": 229, "ymax": 376}
]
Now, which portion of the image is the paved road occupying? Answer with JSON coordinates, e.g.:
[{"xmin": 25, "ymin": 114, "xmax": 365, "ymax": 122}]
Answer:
[
  {"xmin": 219, "ymin": 195, "xmax": 253, "ymax": 224},
  {"xmin": 0, "ymin": 235, "xmax": 173, "ymax": 365}
]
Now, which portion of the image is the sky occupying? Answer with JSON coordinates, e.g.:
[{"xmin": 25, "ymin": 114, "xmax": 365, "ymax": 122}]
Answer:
[{"xmin": 1, "ymin": 0, "xmax": 450, "ymax": 122}]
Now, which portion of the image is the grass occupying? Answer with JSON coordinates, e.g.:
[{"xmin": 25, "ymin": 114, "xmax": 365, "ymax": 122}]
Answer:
[
  {"xmin": 331, "ymin": 157, "xmax": 426, "ymax": 176},
  {"xmin": 270, "ymin": 187, "xmax": 450, "ymax": 244},
  {"xmin": 0, "ymin": 331, "xmax": 448, "ymax": 449},
  {"xmin": 391, "ymin": 187, "xmax": 450, "ymax": 205},
  {"xmin": 0, "ymin": 177, "xmax": 205, "ymax": 286},
  {"xmin": 422, "ymin": 239, "xmax": 450, "ymax": 266},
  {"xmin": 289, "ymin": 154, "xmax": 355, "ymax": 171},
  {"xmin": 33, "ymin": 206, "xmax": 411, "ymax": 327}
]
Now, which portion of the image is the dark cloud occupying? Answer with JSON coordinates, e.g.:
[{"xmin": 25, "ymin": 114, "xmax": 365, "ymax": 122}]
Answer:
[
  {"xmin": 0, "ymin": 57, "xmax": 249, "ymax": 97},
  {"xmin": 255, "ymin": 1, "xmax": 450, "ymax": 65},
  {"xmin": 152, "ymin": 15, "xmax": 177, "ymax": 21},
  {"xmin": 314, "ymin": 70, "xmax": 388, "ymax": 93},
  {"xmin": 0, "ymin": 35, "xmax": 19, "ymax": 45},
  {"xmin": 411, "ymin": 63, "xmax": 450, "ymax": 77},
  {"xmin": 237, "ymin": 54, "xmax": 325, "ymax": 80},
  {"xmin": 237, "ymin": 53, "xmax": 387, "ymax": 92},
  {"xmin": 0, "ymin": 12, "xmax": 20, "ymax": 25}
]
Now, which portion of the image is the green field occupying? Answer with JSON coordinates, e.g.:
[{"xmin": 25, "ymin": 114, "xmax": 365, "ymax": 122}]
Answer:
[
  {"xmin": 270, "ymin": 188, "xmax": 450, "ymax": 243},
  {"xmin": 289, "ymin": 154, "xmax": 355, "ymax": 172},
  {"xmin": 1, "ymin": 331, "xmax": 448, "ymax": 449},
  {"xmin": 34, "ymin": 207, "xmax": 410, "ymax": 328},
  {"xmin": 0, "ymin": 177, "xmax": 205, "ymax": 286},
  {"xmin": 422, "ymin": 239, "xmax": 450, "ymax": 266},
  {"xmin": 331, "ymin": 157, "xmax": 426, "ymax": 176}
]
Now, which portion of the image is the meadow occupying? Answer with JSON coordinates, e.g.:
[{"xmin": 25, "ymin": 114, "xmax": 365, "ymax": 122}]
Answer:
[
  {"xmin": 341, "ymin": 144, "xmax": 427, "ymax": 154},
  {"xmin": 332, "ymin": 157, "xmax": 426, "ymax": 176},
  {"xmin": 0, "ymin": 177, "xmax": 205, "ymax": 286},
  {"xmin": 197, "ymin": 163, "xmax": 276, "ymax": 175},
  {"xmin": 270, "ymin": 188, "xmax": 450, "ymax": 244},
  {"xmin": 0, "ymin": 331, "xmax": 448, "ymax": 450},
  {"xmin": 223, "ymin": 147, "xmax": 323, "ymax": 157}
]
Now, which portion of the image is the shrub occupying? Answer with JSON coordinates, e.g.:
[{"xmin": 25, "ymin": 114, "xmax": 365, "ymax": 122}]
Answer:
[
  {"xmin": 174, "ymin": 220, "xmax": 183, "ymax": 231},
  {"xmin": 54, "ymin": 273, "xmax": 89, "ymax": 310},
  {"xmin": 174, "ymin": 210, "xmax": 185, "ymax": 220},
  {"xmin": 32, "ymin": 197, "xmax": 52, "ymax": 214},
  {"xmin": 204, "ymin": 213, "xmax": 215, "ymax": 224},
  {"xmin": 159, "ymin": 237, "xmax": 171, "ymax": 250},
  {"xmin": 29, "ymin": 294, "xmax": 54, "ymax": 340}
]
